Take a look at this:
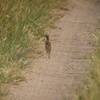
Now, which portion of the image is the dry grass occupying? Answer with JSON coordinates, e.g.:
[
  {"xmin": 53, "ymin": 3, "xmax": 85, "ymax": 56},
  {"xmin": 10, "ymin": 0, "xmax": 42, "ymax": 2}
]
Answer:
[{"xmin": 77, "ymin": 31, "xmax": 100, "ymax": 100}]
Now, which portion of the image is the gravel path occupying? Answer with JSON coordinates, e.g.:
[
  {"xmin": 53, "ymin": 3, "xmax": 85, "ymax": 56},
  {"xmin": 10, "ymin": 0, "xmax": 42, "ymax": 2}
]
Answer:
[{"xmin": 8, "ymin": 0, "xmax": 100, "ymax": 100}]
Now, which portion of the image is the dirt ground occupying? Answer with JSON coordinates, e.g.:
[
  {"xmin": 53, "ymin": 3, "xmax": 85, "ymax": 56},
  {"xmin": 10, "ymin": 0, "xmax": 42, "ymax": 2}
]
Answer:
[{"xmin": 8, "ymin": 0, "xmax": 100, "ymax": 100}]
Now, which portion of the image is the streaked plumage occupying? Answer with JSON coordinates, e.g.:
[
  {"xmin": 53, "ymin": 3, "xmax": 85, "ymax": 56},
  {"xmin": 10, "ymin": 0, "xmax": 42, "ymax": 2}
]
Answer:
[{"xmin": 45, "ymin": 34, "xmax": 51, "ymax": 59}]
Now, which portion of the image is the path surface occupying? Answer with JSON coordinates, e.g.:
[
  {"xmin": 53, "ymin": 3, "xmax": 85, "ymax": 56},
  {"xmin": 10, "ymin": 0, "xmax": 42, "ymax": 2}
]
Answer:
[{"xmin": 8, "ymin": 0, "xmax": 100, "ymax": 100}]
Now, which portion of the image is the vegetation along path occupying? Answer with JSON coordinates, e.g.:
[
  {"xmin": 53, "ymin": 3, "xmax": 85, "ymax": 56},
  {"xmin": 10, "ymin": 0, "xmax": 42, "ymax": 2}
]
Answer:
[{"xmin": 8, "ymin": 0, "xmax": 100, "ymax": 100}]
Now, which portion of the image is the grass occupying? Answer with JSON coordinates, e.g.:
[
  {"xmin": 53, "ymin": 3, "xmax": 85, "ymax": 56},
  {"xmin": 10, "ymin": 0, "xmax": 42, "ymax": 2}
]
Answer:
[
  {"xmin": 77, "ymin": 31, "xmax": 100, "ymax": 100},
  {"xmin": 0, "ymin": 0, "xmax": 68, "ymax": 99}
]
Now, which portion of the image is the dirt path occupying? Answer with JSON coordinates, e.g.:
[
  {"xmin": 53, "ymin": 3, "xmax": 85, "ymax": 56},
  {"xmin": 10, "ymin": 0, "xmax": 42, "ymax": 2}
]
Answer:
[{"xmin": 8, "ymin": 0, "xmax": 100, "ymax": 100}]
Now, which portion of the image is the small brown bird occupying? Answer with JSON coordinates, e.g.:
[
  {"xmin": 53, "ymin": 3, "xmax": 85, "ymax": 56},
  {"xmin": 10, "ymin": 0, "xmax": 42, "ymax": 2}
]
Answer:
[{"xmin": 44, "ymin": 34, "xmax": 51, "ymax": 59}]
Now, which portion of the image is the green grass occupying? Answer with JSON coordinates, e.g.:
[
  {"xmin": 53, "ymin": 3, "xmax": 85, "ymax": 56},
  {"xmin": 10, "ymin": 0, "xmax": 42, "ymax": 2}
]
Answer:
[
  {"xmin": 0, "ymin": 0, "xmax": 68, "ymax": 99},
  {"xmin": 77, "ymin": 31, "xmax": 100, "ymax": 100}
]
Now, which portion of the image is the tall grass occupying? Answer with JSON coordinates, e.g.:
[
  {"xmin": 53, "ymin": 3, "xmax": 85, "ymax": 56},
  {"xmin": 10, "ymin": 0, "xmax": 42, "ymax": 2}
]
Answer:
[
  {"xmin": 77, "ymin": 31, "xmax": 100, "ymax": 100},
  {"xmin": 0, "ymin": 0, "xmax": 68, "ymax": 99},
  {"xmin": 0, "ymin": 0, "xmax": 60, "ymax": 68}
]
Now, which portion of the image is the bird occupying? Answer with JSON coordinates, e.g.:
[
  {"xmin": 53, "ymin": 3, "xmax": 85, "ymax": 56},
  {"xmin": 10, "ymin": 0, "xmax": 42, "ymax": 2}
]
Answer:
[{"xmin": 44, "ymin": 34, "xmax": 51, "ymax": 59}]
